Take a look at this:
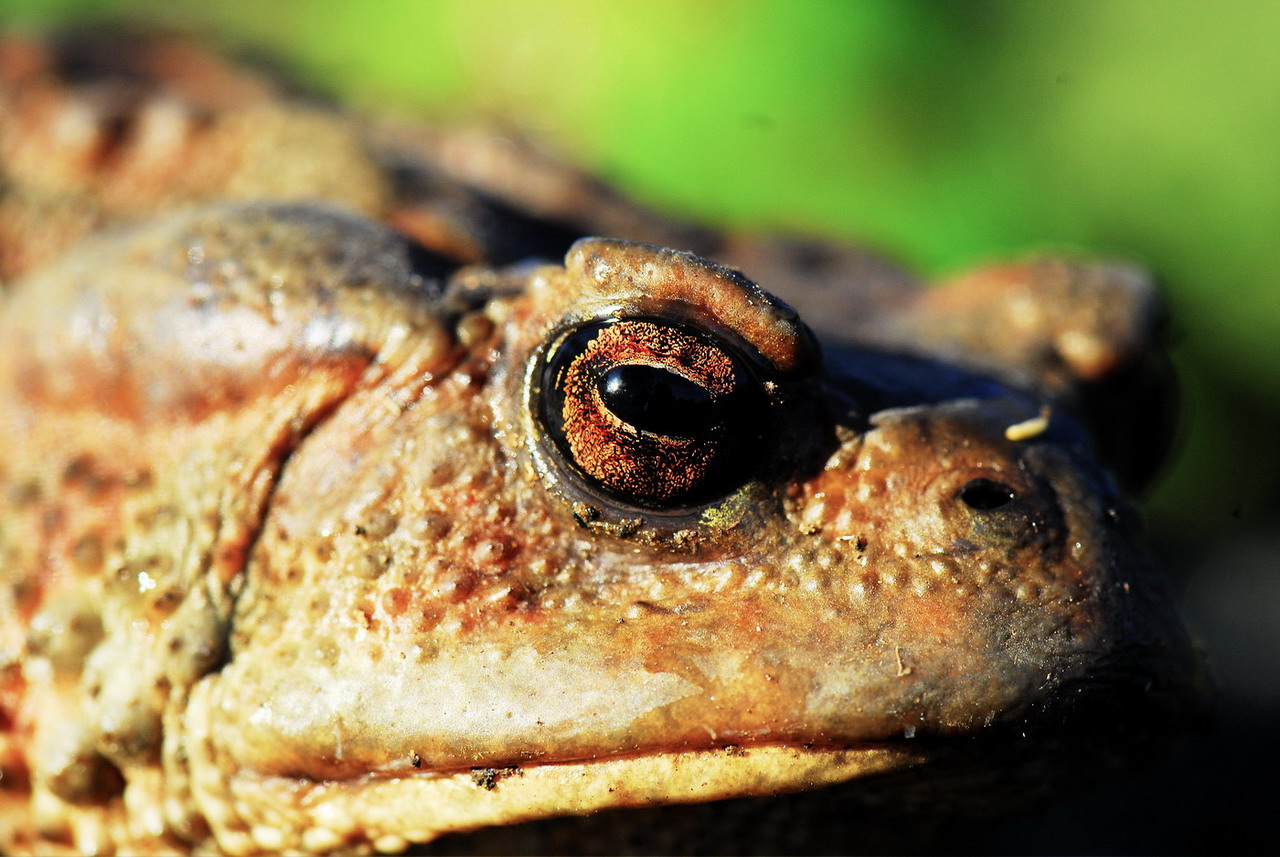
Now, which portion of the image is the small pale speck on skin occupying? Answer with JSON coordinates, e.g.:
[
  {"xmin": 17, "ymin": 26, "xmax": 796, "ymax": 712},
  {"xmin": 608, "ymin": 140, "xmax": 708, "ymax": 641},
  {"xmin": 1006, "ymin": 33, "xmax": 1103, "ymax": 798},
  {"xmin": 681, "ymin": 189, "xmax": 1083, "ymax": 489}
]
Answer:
[
  {"xmin": 1014, "ymin": 582, "xmax": 1042, "ymax": 602},
  {"xmin": 250, "ymin": 824, "xmax": 287, "ymax": 851},
  {"xmin": 472, "ymin": 540, "xmax": 509, "ymax": 569},
  {"xmin": 1056, "ymin": 329, "xmax": 1113, "ymax": 376},
  {"xmin": 310, "ymin": 802, "xmax": 357, "ymax": 836},
  {"xmin": 896, "ymin": 647, "xmax": 913, "ymax": 677},
  {"xmin": 374, "ymin": 833, "xmax": 409, "ymax": 853},
  {"xmin": 456, "ymin": 312, "xmax": 494, "ymax": 348},
  {"xmin": 232, "ymin": 800, "xmax": 259, "ymax": 829},
  {"xmin": 128, "ymin": 791, "xmax": 168, "ymax": 838},
  {"xmin": 301, "ymin": 826, "xmax": 343, "ymax": 853},
  {"xmin": 589, "ymin": 260, "xmax": 614, "ymax": 283},
  {"xmin": 484, "ymin": 585, "xmax": 513, "ymax": 604},
  {"xmin": 1005, "ymin": 406, "xmax": 1051, "ymax": 442},
  {"xmin": 217, "ymin": 828, "xmax": 257, "ymax": 857}
]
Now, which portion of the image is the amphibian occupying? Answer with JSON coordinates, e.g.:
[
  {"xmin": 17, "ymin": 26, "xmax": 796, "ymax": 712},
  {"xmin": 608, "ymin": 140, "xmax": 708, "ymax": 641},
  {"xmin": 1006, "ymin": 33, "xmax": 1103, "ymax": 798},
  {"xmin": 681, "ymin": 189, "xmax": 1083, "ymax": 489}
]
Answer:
[{"xmin": 0, "ymin": 33, "xmax": 1197, "ymax": 855}]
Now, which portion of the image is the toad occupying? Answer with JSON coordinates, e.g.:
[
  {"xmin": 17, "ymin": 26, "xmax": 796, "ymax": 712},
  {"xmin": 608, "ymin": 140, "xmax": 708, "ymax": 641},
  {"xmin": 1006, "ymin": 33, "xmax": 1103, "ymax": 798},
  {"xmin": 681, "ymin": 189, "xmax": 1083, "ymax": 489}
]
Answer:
[{"xmin": 0, "ymin": 34, "xmax": 1198, "ymax": 855}]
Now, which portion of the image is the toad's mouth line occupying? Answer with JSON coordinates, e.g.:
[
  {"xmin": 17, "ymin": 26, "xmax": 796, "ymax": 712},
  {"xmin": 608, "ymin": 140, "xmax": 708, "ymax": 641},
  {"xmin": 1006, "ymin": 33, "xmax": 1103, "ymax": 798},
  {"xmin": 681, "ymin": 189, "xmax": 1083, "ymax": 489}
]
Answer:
[
  {"xmin": 226, "ymin": 744, "xmax": 932, "ymax": 849},
  {"xmin": 378, "ymin": 738, "xmax": 934, "ymax": 783}
]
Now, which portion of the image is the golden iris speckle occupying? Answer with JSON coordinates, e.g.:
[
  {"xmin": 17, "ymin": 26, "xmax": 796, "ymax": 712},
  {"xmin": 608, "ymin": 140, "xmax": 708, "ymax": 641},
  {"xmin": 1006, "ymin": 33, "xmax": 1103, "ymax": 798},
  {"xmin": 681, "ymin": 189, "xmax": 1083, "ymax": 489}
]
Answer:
[{"xmin": 540, "ymin": 317, "xmax": 768, "ymax": 508}]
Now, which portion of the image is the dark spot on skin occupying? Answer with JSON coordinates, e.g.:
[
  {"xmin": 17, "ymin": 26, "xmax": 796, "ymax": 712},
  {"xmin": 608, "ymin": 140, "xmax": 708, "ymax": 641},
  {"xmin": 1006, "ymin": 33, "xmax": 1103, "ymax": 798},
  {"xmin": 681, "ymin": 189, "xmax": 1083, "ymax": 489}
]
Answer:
[
  {"xmin": 570, "ymin": 503, "xmax": 600, "ymax": 525},
  {"xmin": 98, "ymin": 708, "xmax": 163, "ymax": 764},
  {"xmin": 7, "ymin": 480, "xmax": 41, "ymax": 506},
  {"xmin": 497, "ymin": 580, "xmax": 539, "ymax": 614},
  {"xmin": 72, "ymin": 534, "xmax": 104, "ymax": 570},
  {"xmin": 634, "ymin": 600, "xmax": 673, "ymax": 615},
  {"xmin": 40, "ymin": 506, "xmax": 65, "ymax": 533},
  {"xmin": 61, "ymin": 455, "xmax": 112, "ymax": 495},
  {"xmin": 45, "ymin": 748, "xmax": 124, "ymax": 806},
  {"xmin": 88, "ymin": 106, "xmax": 138, "ymax": 172},
  {"xmin": 61, "ymin": 456, "xmax": 93, "ymax": 483},
  {"xmin": 149, "ymin": 588, "xmax": 182, "ymax": 617},
  {"xmin": 469, "ymin": 766, "xmax": 520, "ymax": 790}
]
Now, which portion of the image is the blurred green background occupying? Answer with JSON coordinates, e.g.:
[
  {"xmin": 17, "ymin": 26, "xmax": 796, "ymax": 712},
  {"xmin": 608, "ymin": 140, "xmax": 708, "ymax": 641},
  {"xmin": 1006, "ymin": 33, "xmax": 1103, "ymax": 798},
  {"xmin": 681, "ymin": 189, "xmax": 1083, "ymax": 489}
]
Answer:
[
  {"xmin": 2, "ymin": 2, "xmax": 1278, "ymax": 851},
  {"xmin": 3, "ymin": 0, "xmax": 1277, "ymax": 539}
]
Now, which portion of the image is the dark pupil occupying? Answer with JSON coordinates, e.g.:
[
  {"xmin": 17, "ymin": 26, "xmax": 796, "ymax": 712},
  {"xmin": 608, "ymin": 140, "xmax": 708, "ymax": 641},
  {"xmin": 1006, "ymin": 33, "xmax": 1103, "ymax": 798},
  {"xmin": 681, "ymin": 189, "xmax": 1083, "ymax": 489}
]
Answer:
[
  {"xmin": 597, "ymin": 364, "xmax": 719, "ymax": 438},
  {"xmin": 959, "ymin": 478, "xmax": 1016, "ymax": 510}
]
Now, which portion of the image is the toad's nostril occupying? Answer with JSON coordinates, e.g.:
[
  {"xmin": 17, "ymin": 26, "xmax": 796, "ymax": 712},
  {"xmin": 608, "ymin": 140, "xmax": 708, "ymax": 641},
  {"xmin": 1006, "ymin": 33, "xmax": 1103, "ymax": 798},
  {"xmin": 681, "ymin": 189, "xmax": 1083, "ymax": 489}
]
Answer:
[{"xmin": 959, "ymin": 477, "xmax": 1016, "ymax": 511}]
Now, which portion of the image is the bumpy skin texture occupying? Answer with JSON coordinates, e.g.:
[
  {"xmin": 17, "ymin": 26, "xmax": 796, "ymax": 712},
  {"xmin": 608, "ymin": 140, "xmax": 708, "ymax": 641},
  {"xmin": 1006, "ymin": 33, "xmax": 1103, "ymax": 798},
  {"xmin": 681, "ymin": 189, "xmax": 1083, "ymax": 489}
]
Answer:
[{"xmin": 0, "ymin": 34, "xmax": 1197, "ymax": 856}]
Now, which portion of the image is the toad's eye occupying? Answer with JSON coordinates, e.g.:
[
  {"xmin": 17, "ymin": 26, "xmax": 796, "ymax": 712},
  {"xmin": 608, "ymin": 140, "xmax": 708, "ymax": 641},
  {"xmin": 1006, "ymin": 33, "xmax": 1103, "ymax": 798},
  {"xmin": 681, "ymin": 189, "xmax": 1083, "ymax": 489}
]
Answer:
[{"xmin": 539, "ymin": 317, "xmax": 770, "ymax": 510}]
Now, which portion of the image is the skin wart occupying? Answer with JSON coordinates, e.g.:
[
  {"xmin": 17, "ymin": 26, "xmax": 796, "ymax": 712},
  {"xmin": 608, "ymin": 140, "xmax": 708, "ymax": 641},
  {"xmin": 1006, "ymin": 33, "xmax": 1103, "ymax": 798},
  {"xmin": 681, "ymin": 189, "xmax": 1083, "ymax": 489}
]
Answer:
[{"xmin": 0, "ymin": 34, "xmax": 1199, "ymax": 856}]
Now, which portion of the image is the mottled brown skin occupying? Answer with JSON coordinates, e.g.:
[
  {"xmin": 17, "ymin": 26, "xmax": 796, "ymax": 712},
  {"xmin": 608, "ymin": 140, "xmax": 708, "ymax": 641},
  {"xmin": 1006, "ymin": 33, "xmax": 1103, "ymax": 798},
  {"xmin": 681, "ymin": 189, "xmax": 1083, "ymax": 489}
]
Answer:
[{"xmin": 0, "ymin": 34, "xmax": 1197, "ymax": 856}]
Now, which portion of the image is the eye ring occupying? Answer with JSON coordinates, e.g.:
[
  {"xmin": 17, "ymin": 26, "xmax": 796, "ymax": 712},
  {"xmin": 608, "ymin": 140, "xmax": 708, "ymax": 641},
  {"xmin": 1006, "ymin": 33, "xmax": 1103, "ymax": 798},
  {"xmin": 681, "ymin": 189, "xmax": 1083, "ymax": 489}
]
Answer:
[{"xmin": 534, "ymin": 314, "xmax": 773, "ymax": 513}]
